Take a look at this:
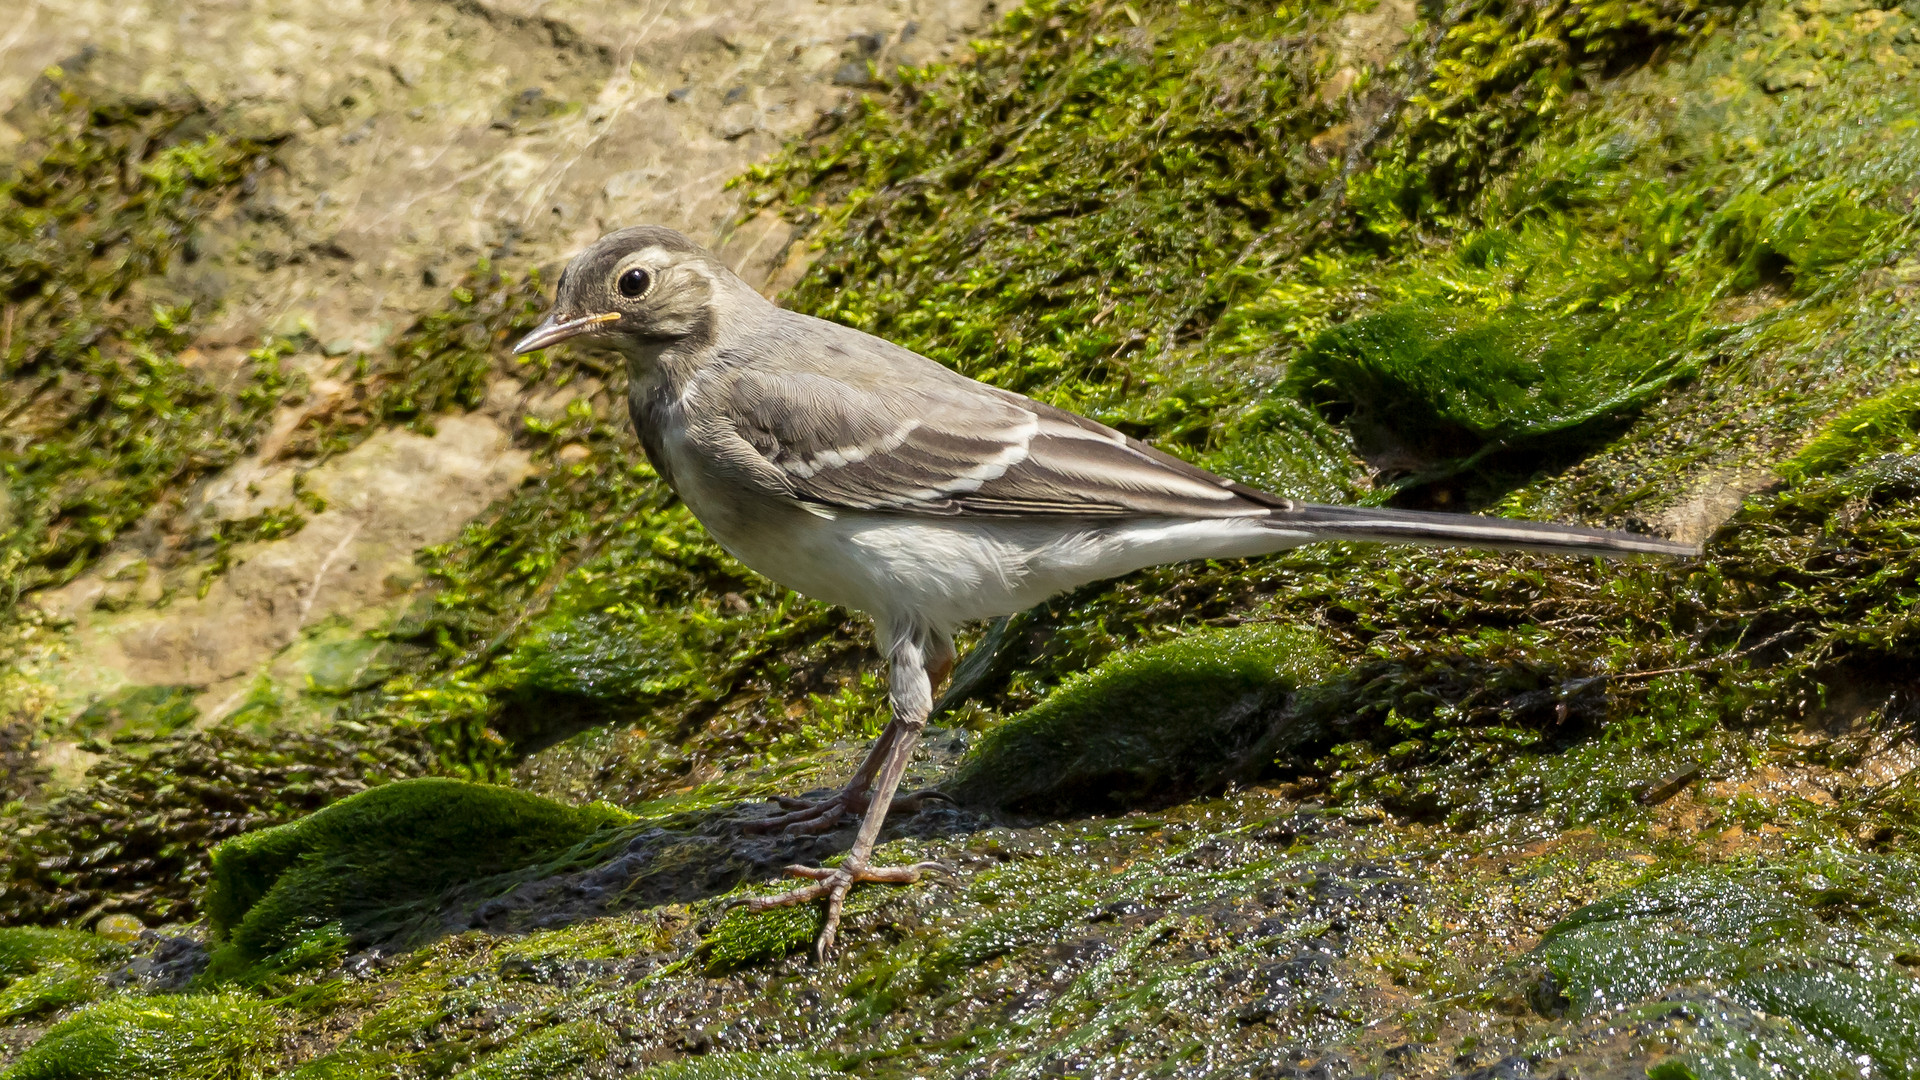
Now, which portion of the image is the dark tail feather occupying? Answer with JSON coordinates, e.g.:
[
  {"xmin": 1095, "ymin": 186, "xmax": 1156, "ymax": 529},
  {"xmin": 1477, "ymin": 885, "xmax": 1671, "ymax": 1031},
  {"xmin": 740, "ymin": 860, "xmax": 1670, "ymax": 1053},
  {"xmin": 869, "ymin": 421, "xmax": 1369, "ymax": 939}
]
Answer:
[{"xmin": 1272, "ymin": 502, "xmax": 1698, "ymax": 558}]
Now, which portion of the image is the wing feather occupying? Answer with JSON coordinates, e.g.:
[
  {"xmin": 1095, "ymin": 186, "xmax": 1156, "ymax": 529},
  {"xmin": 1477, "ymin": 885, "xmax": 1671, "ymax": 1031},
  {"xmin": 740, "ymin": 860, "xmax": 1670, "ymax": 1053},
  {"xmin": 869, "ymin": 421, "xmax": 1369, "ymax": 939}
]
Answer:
[{"xmin": 722, "ymin": 370, "xmax": 1279, "ymax": 519}]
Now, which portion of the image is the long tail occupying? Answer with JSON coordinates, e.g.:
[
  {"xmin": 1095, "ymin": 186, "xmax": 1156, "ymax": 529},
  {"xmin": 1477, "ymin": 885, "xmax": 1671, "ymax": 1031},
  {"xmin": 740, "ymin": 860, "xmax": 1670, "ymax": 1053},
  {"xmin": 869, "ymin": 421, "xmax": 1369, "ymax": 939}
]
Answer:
[{"xmin": 1270, "ymin": 502, "xmax": 1698, "ymax": 558}]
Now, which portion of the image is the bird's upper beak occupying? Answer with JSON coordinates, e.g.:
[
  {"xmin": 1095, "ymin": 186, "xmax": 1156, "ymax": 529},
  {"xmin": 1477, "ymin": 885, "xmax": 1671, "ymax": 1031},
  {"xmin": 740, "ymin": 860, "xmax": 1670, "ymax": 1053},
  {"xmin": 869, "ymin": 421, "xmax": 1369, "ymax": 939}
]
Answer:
[{"xmin": 510, "ymin": 311, "xmax": 619, "ymax": 355}]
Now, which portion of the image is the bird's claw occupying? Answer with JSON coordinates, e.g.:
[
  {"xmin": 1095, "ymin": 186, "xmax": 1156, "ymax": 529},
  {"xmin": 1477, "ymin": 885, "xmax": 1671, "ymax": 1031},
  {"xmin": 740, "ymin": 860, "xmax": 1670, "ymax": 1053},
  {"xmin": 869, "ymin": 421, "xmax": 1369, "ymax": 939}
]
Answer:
[
  {"xmin": 743, "ymin": 786, "xmax": 952, "ymax": 836},
  {"xmin": 737, "ymin": 859, "xmax": 949, "ymax": 961},
  {"xmin": 742, "ymin": 788, "xmax": 868, "ymax": 835}
]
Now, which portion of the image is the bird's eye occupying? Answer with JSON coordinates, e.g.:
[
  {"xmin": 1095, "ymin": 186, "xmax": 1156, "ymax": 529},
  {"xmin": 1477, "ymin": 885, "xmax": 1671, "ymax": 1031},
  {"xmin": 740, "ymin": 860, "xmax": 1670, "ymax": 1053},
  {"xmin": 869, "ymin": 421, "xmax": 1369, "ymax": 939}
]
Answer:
[{"xmin": 617, "ymin": 267, "xmax": 651, "ymax": 299}]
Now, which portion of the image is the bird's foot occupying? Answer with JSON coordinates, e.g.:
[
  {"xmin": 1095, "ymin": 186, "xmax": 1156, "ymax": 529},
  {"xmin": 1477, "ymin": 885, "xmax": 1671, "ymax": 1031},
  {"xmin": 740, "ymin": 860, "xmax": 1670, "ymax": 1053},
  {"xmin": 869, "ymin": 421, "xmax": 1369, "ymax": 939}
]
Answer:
[
  {"xmin": 744, "ymin": 787, "xmax": 952, "ymax": 836},
  {"xmin": 738, "ymin": 859, "xmax": 948, "ymax": 961},
  {"xmin": 743, "ymin": 786, "xmax": 867, "ymax": 835}
]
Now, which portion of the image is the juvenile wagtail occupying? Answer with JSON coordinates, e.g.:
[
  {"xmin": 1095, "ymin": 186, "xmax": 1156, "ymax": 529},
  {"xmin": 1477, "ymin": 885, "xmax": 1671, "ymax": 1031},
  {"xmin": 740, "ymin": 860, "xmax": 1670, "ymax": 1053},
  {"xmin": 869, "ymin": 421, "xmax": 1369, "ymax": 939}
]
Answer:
[{"xmin": 514, "ymin": 225, "xmax": 1696, "ymax": 958}]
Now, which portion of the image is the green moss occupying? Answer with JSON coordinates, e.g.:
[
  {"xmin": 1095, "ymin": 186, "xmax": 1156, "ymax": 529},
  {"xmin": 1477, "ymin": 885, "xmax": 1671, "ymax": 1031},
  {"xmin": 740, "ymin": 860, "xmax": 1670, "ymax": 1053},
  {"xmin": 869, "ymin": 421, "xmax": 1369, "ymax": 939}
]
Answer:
[
  {"xmin": 0, "ymin": 928, "xmax": 125, "ymax": 978},
  {"xmin": 1533, "ymin": 857, "xmax": 1920, "ymax": 1077},
  {"xmin": 448, "ymin": 1020, "xmax": 612, "ymax": 1080},
  {"xmin": 204, "ymin": 778, "xmax": 630, "ymax": 968},
  {"xmin": 947, "ymin": 625, "xmax": 1331, "ymax": 814},
  {"xmin": 1286, "ymin": 301, "xmax": 1693, "ymax": 475},
  {"xmin": 1785, "ymin": 380, "xmax": 1920, "ymax": 482},
  {"xmin": 0, "ymin": 966, "xmax": 99, "ymax": 1023},
  {"xmin": 0, "ymin": 927, "xmax": 126, "ymax": 1023},
  {"xmin": 70, "ymin": 685, "xmax": 200, "ymax": 738},
  {"xmin": 0, "ymin": 994, "xmax": 281, "ymax": 1080},
  {"xmin": 630, "ymin": 1052, "xmax": 835, "ymax": 1080}
]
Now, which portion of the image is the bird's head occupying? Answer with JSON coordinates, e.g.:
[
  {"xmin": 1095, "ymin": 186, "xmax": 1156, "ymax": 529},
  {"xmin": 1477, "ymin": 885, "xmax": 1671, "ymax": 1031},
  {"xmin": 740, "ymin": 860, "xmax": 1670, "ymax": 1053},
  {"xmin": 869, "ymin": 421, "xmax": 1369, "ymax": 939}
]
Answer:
[{"xmin": 512, "ymin": 226, "xmax": 734, "ymax": 359}]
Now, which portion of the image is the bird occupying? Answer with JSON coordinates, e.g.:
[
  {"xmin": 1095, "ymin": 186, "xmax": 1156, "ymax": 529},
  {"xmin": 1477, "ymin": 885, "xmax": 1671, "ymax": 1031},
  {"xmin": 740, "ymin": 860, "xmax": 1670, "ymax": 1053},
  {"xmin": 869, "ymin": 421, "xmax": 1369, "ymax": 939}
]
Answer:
[{"xmin": 512, "ymin": 224, "xmax": 1697, "ymax": 959}]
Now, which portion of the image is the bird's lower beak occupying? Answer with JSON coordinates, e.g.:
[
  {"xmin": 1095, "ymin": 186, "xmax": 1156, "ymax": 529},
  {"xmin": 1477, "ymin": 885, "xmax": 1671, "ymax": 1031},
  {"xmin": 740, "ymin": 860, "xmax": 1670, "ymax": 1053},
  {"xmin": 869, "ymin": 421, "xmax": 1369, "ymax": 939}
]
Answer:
[{"xmin": 511, "ymin": 311, "xmax": 619, "ymax": 355}]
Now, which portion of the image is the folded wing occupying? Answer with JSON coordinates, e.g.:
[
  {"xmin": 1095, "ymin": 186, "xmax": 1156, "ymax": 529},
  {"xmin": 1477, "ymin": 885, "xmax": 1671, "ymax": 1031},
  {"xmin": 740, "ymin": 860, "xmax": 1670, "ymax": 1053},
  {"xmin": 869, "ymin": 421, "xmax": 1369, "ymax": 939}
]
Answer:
[{"xmin": 721, "ymin": 369, "xmax": 1281, "ymax": 519}]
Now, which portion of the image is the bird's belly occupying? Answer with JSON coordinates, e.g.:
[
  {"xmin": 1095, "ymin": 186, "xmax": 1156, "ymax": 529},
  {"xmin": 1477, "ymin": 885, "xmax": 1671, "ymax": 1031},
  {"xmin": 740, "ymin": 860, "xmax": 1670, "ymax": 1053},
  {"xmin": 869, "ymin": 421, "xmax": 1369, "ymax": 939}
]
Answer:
[{"xmin": 796, "ymin": 514, "xmax": 1308, "ymax": 628}]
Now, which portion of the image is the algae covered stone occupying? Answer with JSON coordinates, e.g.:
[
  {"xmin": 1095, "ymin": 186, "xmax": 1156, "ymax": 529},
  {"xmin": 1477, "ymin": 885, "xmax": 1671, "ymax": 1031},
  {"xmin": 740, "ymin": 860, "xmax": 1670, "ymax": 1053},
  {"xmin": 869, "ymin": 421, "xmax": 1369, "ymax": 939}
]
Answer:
[
  {"xmin": 946, "ymin": 625, "xmax": 1332, "ymax": 814},
  {"xmin": 446, "ymin": 1019, "xmax": 613, "ymax": 1079},
  {"xmin": 0, "ymin": 994, "xmax": 280, "ymax": 1080},
  {"xmin": 630, "ymin": 1051, "xmax": 835, "ymax": 1080},
  {"xmin": 1285, "ymin": 301, "xmax": 1692, "ymax": 471},
  {"xmin": 205, "ymin": 778, "xmax": 631, "ymax": 967},
  {"xmin": 1530, "ymin": 856, "xmax": 1920, "ymax": 1076},
  {"xmin": 0, "ymin": 929, "xmax": 126, "ymax": 981},
  {"xmin": 0, "ymin": 927, "xmax": 129, "ymax": 1024}
]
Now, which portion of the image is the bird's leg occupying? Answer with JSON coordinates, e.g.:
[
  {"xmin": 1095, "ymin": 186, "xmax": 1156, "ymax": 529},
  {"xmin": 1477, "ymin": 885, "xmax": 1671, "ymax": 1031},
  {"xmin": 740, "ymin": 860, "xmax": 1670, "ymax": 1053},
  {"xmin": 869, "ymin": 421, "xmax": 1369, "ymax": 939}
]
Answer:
[
  {"xmin": 739, "ymin": 625, "xmax": 945, "ymax": 960},
  {"xmin": 746, "ymin": 630, "xmax": 957, "ymax": 835}
]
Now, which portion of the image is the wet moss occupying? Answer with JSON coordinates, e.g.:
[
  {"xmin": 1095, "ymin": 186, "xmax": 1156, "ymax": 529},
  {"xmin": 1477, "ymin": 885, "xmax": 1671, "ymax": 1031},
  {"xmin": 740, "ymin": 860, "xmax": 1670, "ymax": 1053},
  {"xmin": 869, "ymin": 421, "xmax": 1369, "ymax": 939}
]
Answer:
[
  {"xmin": 631, "ymin": 1052, "xmax": 835, "ymax": 1080},
  {"xmin": 204, "ymin": 778, "xmax": 630, "ymax": 968},
  {"xmin": 1785, "ymin": 380, "xmax": 1920, "ymax": 482},
  {"xmin": 1532, "ymin": 855, "xmax": 1920, "ymax": 1076},
  {"xmin": 0, "ymin": 928, "xmax": 125, "ymax": 1023},
  {"xmin": 446, "ymin": 1019, "xmax": 611, "ymax": 1079},
  {"xmin": 0, "ymin": 993, "xmax": 280, "ymax": 1080},
  {"xmin": 0, "ymin": 929, "xmax": 125, "ymax": 978},
  {"xmin": 947, "ymin": 625, "xmax": 1333, "ymax": 814},
  {"xmin": 1286, "ymin": 300, "xmax": 1694, "ymax": 479}
]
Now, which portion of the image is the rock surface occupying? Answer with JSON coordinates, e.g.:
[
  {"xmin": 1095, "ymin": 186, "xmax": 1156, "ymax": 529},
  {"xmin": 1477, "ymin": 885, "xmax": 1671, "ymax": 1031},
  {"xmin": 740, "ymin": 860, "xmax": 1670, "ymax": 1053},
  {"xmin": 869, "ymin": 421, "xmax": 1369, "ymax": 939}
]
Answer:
[{"xmin": 4, "ymin": 0, "xmax": 1920, "ymax": 1075}]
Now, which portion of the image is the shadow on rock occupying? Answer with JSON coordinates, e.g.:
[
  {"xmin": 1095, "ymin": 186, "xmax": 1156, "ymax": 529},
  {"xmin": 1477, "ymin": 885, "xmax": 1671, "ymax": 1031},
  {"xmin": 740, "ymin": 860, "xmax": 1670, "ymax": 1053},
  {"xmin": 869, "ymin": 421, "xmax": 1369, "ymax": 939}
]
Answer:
[{"xmin": 454, "ymin": 796, "xmax": 986, "ymax": 939}]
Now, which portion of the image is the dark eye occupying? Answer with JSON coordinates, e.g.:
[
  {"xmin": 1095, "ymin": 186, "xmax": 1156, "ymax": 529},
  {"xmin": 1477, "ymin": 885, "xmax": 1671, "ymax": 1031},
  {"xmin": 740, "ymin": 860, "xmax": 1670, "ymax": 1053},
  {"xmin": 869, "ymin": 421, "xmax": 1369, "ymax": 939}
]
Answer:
[{"xmin": 617, "ymin": 267, "xmax": 651, "ymax": 298}]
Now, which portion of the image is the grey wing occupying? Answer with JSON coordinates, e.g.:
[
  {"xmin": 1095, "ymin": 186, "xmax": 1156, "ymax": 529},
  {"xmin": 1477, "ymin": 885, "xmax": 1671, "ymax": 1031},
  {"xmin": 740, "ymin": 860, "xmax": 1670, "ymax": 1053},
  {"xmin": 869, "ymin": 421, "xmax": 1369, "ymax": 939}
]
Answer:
[{"xmin": 718, "ymin": 369, "xmax": 1286, "ymax": 519}]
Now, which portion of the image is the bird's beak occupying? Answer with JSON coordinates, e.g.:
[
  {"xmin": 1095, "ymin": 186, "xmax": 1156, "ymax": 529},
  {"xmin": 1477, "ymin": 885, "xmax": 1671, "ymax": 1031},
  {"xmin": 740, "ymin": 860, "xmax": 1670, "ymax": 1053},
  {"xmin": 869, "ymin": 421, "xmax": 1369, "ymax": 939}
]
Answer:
[{"xmin": 510, "ymin": 311, "xmax": 619, "ymax": 355}]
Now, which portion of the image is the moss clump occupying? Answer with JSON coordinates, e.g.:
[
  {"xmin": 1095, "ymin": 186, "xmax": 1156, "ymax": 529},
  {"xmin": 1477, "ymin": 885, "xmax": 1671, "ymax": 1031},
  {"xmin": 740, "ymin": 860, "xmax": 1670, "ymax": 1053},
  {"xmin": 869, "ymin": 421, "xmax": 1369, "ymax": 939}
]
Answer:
[
  {"xmin": 0, "ymin": 994, "xmax": 281, "ymax": 1080},
  {"xmin": 1785, "ymin": 380, "xmax": 1920, "ymax": 482},
  {"xmin": 1532, "ymin": 856, "xmax": 1920, "ymax": 1077},
  {"xmin": 947, "ymin": 625, "xmax": 1332, "ymax": 814},
  {"xmin": 0, "ymin": 928, "xmax": 125, "ymax": 978},
  {"xmin": 0, "ymin": 927, "xmax": 126, "ymax": 1022},
  {"xmin": 1287, "ymin": 301, "xmax": 1692, "ymax": 476},
  {"xmin": 205, "ymin": 778, "xmax": 630, "ymax": 967}
]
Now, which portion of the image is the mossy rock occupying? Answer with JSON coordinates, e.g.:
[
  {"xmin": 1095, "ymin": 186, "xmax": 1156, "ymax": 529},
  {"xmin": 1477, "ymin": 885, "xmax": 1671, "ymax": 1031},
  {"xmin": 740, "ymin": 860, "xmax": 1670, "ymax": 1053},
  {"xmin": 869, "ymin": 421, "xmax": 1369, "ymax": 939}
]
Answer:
[
  {"xmin": 1784, "ymin": 379, "xmax": 1920, "ymax": 482},
  {"xmin": 0, "ymin": 928, "xmax": 127, "ymax": 980},
  {"xmin": 945, "ymin": 625, "xmax": 1332, "ymax": 815},
  {"xmin": 631, "ymin": 1052, "xmax": 836, "ymax": 1080},
  {"xmin": 448, "ymin": 1020, "xmax": 613, "ymax": 1079},
  {"xmin": 1285, "ymin": 301, "xmax": 1692, "ymax": 471},
  {"xmin": 0, "ymin": 994, "xmax": 280, "ymax": 1080},
  {"xmin": 205, "ymin": 778, "xmax": 631, "ymax": 968},
  {"xmin": 1531, "ymin": 857, "xmax": 1920, "ymax": 1077},
  {"xmin": 70, "ymin": 686, "xmax": 200, "ymax": 738}
]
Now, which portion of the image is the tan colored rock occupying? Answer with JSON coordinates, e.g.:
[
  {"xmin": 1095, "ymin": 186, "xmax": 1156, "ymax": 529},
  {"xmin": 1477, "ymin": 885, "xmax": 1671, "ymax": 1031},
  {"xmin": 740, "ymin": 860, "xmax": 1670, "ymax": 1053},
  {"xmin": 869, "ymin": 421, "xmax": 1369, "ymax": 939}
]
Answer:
[
  {"xmin": 0, "ymin": 0, "xmax": 1000, "ymax": 349},
  {"xmin": 1651, "ymin": 466, "xmax": 1777, "ymax": 547},
  {"xmin": 37, "ymin": 414, "xmax": 533, "ymax": 718},
  {"xmin": 1, "ymin": 0, "xmax": 999, "ymax": 747}
]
